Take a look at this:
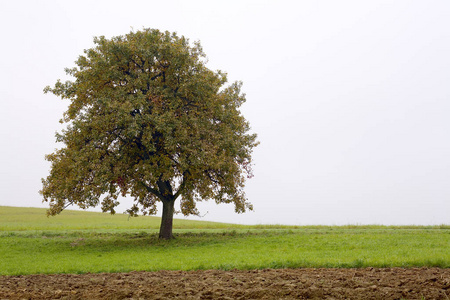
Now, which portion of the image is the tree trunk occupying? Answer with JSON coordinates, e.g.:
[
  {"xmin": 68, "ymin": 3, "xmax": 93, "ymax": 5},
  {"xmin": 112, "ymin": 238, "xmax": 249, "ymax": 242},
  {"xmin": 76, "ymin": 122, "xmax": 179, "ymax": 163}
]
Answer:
[{"xmin": 159, "ymin": 199, "xmax": 175, "ymax": 239}]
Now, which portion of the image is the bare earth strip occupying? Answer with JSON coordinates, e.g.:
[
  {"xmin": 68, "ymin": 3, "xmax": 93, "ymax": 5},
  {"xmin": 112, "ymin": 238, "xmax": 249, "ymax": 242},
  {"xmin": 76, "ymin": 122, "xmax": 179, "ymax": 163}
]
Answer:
[{"xmin": 1, "ymin": 268, "xmax": 449, "ymax": 299}]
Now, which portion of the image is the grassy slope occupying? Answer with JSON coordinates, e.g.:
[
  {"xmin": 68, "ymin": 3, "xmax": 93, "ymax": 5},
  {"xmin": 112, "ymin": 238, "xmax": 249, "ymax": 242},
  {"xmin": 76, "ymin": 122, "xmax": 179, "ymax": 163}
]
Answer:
[
  {"xmin": 0, "ymin": 206, "xmax": 449, "ymax": 275},
  {"xmin": 0, "ymin": 206, "xmax": 241, "ymax": 231}
]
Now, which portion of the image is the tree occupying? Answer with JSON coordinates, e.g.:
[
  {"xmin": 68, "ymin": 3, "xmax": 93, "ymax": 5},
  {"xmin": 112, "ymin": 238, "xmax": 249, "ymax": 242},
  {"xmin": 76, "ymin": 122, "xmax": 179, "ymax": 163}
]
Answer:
[{"xmin": 41, "ymin": 29, "xmax": 258, "ymax": 239}]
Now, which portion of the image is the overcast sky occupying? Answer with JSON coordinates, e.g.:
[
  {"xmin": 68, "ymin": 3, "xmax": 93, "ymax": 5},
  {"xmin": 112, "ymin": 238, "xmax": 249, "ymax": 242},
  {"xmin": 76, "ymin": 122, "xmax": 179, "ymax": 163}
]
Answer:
[{"xmin": 1, "ymin": 0, "xmax": 449, "ymax": 225}]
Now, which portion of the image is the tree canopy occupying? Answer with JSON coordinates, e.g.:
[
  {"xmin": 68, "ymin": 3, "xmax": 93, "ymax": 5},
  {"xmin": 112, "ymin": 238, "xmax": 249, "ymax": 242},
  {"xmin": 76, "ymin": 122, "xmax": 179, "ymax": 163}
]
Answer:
[{"xmin": 41, "ymin": 29, "xmax": 258, "ymax": 239}]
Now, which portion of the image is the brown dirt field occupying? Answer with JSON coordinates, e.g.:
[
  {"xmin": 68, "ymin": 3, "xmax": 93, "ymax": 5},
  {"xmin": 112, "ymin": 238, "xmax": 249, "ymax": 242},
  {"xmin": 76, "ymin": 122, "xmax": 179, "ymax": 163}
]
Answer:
[{"xmin": 0, "ymin": 268, "xmax": 449, "ymax": 299}]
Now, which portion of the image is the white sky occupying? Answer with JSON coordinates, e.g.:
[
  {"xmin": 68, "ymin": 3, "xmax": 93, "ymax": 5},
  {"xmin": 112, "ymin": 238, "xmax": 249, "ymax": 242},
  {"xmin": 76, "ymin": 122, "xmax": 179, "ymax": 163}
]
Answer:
[{"xmin": 0, "ymin": 0, "xmax": 449, "ymax": 225}]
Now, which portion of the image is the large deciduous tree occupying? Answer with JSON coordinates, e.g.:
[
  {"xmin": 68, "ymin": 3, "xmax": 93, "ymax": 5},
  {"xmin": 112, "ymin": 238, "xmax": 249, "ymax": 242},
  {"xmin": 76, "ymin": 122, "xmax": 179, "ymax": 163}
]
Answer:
[{"xmin": 41, "ymin": 29, "xmax": 258, "ymax": 239}]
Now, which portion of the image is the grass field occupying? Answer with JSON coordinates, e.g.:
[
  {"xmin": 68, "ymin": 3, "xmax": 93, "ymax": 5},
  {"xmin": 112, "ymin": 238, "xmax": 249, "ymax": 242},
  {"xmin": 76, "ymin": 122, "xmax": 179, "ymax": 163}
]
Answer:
[
  {"xmin": 0, "ymin": 206, "xmax": 449, "ymax": 276},
  {"xmin": 0, "ymin": 206, "xmax": 243, "ymax": 231}
]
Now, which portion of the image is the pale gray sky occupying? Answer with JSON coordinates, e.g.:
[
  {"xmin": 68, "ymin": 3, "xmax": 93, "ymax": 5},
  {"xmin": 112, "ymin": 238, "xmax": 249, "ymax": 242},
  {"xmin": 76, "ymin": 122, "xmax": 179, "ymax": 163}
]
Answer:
[{"xmin": 0, "ymin": 0, "xmax": 449, "ymax": 225}]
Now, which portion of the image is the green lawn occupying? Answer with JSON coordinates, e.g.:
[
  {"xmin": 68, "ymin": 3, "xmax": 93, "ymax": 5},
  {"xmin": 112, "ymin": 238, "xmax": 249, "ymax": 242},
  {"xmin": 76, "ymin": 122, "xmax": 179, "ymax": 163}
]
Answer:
[{"xmin": 0, "ymin": 206, "xmax": 449, "ymax": 275}]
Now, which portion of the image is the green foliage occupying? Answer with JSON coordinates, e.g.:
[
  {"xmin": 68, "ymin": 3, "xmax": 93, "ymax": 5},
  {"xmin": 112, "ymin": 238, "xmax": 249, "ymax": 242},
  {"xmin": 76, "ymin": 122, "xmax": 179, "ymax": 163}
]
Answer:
[{"xmin": 41, "ymin": 28, "xmax": 258, "ymax": 229}]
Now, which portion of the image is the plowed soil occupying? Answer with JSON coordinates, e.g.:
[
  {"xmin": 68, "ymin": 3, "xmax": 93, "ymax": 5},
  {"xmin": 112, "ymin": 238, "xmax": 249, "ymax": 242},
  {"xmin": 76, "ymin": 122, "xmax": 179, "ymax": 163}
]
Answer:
[{"xmin": 1, "ymin": 268, "xmax": 449, "ymax": 299}]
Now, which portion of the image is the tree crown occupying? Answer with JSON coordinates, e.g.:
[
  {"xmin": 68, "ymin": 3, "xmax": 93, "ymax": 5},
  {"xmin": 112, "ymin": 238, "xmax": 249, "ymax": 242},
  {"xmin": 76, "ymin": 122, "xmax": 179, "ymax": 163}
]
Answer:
[{"xmin": 42, "ymin": 28, "xmax": 258, "ymax": 217}]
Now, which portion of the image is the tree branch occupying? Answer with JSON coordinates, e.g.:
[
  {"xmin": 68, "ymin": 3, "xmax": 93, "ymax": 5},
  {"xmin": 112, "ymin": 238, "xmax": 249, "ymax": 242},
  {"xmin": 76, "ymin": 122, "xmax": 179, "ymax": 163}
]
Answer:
[
  {"xmin": 173, "ymin": 173, "xmax": 188, "ymax": 200},
  {"xmin": 205, "ymin": 170, "xmax": 220, "ymax": 184},
  {"xmin": 138, "ymin": 181, "xmax": 164, "ymax": 201},
  {"xmin": 130, "ymin": 57, "xmax": 143, "ymax": 69},
  {"xmin": 150, "ymin": 72, "xmax": 163, "ymax": 81}
]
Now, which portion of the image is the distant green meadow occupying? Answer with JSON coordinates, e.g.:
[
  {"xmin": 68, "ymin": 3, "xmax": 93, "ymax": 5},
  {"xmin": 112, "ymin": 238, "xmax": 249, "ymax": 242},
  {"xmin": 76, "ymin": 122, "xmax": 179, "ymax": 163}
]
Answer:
[
  {"xmin": 0, "ymin": 206, "xmax": 240, "ymax": 231},
  {"xmin": 0, "ymin": 206, "xmax": 449, "ymax": 275}
]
